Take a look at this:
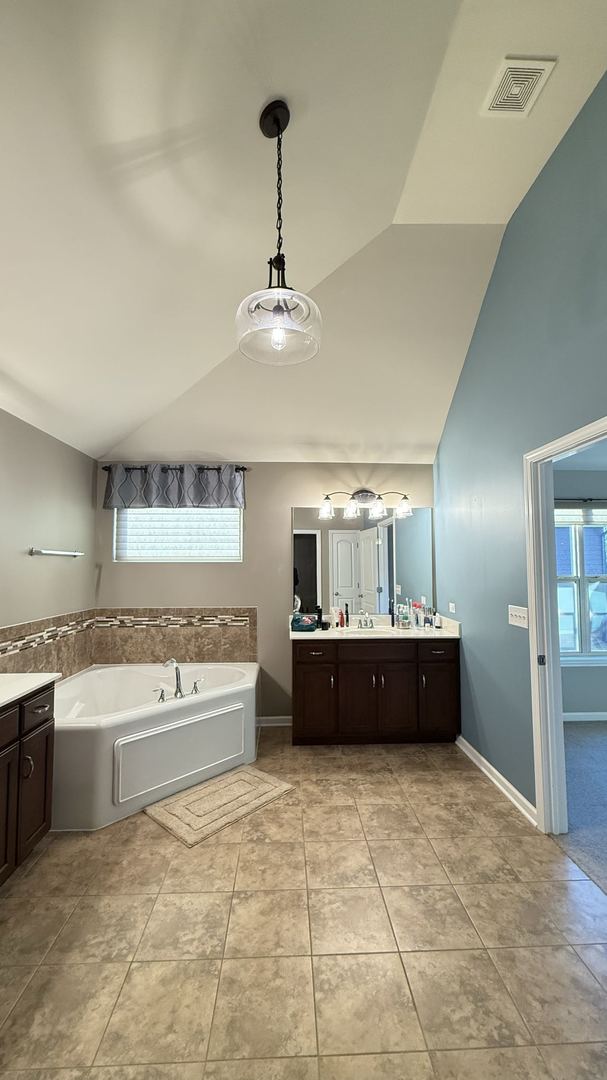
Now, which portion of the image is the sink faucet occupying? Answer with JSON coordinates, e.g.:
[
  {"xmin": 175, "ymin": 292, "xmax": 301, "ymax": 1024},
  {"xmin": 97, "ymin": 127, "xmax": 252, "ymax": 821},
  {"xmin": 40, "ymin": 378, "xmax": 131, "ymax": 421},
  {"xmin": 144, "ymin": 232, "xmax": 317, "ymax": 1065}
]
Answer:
[
  {"xmin": 358, "ymin": 610, "xmax": 373, "ymax": 629},
  {"xmin": 163, "ymin": 658, "xmax": 184, "ymax": 699}
]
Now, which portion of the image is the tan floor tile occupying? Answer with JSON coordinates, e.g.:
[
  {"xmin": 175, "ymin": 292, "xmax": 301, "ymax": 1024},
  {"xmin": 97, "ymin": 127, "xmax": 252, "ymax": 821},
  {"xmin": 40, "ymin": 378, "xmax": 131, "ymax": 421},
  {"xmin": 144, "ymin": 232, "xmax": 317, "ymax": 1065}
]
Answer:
[
  {"xmin": 319, "ymin": 1053, "xmax": 433, "ymax": 1078},
  {"xmin": 7, "ymin": 1068, "xmax": 207, "ymax": 1079},
  {"xmin": 468, "ymin": 806, "xmax": 536, "ymax": 836},
  {"xmin": 412, "ymin": 802, "xmax": 479, "ymax": 838},
  {"xmin": 201, "ymin": 821, "xmax": 246, "ymax": 844},
  {"xmin": 0, "ymin": 897, "xmax": 77, "ymax": 964},
  {"xmin": 303, "ymin": 806, "xmax": 363, "ymax": 840},
  {"xmin": 95, "ymin": 960, "xmax": 220, "ymax": 1064},
  {"xmin": 382, "ymin": 886, "xmax": 481, "ymax": 951},
  {"xmin": 403, "ymin": 949, "xmax": 531, "ymax": 1050},
  {"xmin": 0, "ymin": 852, "xmax": 100, "ymax": 897},
  {"xmin": 309, "ymin": 888, "xmax": 396, "ymax": 954},
  {"xmin": 369, "ymin": 840, "xmax": 448, "ymax": 886},
  {"xmin": 455, "ymin": 883, "xmax": 565, "ymax": 947},
  {"xmin": 313, "ymin": 953, "xmax": 424, "ymax": 1055},
  {"xmin": 299, "ymin": 780, "xmax": 355, "ymax": 804},
  {"xmin": 208, "ymin": 956, "xmax": 316, "ymax": 1059},
  {"xmin": 430, "ymin": 837, "xmax": 519, "ymax": 884},
  {"xmin": 575, "ymin": 942, "xmax": 607, "ymax": 988},
  {"xmin": 0, "ymin": 965, "xmax": 35, "ymax": 1025},
  {"xmin": 526, "ymin": 880, "xmax": 607, "ymax": 943},
  {"xmin": 358, "ymin": 804, "xmax": 423, "ymax": 840},
  {"xmin": 242, "ymin": 806, "xmax": 304, "ymax": 842},
  {"xmin": 539, "ymin": 1042, "xmax": 607, "ymax": 1079},
  {"xmin": 135, "ymin": 893, "xmax": 231, "ymax": 959},
  {"xmin": 431, "ymin": 1046, "xmax": 553, "ymax": 1079},
  {"xmin": 45, "ymin": 895, "xmax": 154, "ymax": 963},
  {"xmin": 86, "ymin": 852, "xmax": 171, "ymax": 895},
  {"xmin": 305, "ymin": 841, "xmax": 377, "ymax": 888},
  {"xmin": 347, "ymin": 781, "xmax": 406, "ymax": 803},
  {"xmin": 235, "ymin": 842, "xmax": 306, "ymax": 890},
  {"xmin": 494, "ymin": 836, "xmax": 587, "ymax": 881},
  {"xmin": 225, "ymin": 890, "xmax": 310, "ymax": 956},
  {"xmin": 0, "ymin": 962, "xmax": 128, "ymax": 1068},
  {"xmin": 206, "ymin": 1062, "xmax": 319, "ymax": 1080},
  {"xmin": 105, "ymin": 812, "xmax": 182, "ymax": 854},
  {"xmin": 491, "ymin": 945, "xmax": 607, "ymax": 1043},
  {"xmin": 161, "ymin": 844, "xmax": 239, "ymax": 892}
]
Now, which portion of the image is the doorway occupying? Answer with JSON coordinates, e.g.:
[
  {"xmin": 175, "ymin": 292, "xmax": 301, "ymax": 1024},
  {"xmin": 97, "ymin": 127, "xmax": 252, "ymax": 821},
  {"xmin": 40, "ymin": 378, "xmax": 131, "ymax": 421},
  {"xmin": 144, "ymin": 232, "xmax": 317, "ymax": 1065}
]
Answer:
[
  {"xmin": 293, "ymin": 530, "xmax": 321, "ymax": 613},
  {"xmin": 525, "ymin": 416, "xmax": 607, "ymax": 862}
]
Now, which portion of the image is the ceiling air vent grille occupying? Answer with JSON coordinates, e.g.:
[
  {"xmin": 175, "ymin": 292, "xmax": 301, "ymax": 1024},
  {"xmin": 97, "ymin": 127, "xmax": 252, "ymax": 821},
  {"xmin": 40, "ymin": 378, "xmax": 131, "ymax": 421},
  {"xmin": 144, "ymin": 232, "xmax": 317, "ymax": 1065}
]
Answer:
[{"xmin": 483, "ymin": 56, "xmax": 557, "ymax": 117}]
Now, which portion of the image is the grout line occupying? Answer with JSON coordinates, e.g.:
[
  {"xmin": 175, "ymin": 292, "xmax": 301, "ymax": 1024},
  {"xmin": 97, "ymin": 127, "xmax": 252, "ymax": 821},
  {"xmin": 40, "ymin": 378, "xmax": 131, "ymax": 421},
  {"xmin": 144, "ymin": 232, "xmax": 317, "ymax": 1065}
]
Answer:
[{"xmin": 204, "ymin": 840, "xmax": 243, "ymax": 1063}]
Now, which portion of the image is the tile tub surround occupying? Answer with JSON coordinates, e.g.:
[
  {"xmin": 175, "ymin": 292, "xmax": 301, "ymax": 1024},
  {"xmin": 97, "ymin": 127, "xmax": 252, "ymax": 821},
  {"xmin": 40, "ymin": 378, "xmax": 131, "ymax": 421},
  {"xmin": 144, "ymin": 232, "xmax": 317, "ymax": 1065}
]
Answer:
[
  {"xmin": 2, "ymin": 734, "xmax": 607, "ymax": 1073},
  {"xmin": 0, "ymin": 607, "xmax": 257, "ymax": 677}
]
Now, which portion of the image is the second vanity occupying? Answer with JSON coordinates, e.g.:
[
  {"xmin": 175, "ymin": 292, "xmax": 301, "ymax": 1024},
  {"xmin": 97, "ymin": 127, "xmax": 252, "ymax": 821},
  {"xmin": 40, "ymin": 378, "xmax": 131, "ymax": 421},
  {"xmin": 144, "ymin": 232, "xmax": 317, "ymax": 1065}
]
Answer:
[{"xmin": 291, "ymin": 625, "xmax": 460, "ymax": 744}]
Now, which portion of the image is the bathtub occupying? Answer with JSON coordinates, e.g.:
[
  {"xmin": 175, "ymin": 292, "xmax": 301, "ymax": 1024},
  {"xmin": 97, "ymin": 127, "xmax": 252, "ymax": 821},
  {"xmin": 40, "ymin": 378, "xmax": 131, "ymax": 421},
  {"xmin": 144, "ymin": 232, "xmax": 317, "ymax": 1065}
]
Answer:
[{"xmin": 53, "ymin": 663, "xmax": 259, "ymax": 831}]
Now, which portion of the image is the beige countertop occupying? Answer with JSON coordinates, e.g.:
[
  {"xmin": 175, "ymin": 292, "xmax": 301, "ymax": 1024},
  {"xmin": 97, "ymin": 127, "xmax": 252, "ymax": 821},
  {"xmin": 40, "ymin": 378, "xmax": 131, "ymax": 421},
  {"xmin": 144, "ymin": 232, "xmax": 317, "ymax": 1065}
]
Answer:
[
  {"xmin": 290, "ymin": 626, "xmax": 459, "ymax": 641},
  {"xmin": 0, "ymin": 673, "xmax": 61, "ymax": 710}
]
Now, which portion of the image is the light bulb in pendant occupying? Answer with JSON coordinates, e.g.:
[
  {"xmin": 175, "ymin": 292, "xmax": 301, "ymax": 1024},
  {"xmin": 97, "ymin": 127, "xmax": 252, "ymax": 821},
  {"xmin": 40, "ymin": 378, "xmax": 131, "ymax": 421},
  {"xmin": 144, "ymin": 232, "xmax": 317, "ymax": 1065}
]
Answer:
[{"xmin": 271, "ymin": 325, "xmax": 287, "ymax": 351}]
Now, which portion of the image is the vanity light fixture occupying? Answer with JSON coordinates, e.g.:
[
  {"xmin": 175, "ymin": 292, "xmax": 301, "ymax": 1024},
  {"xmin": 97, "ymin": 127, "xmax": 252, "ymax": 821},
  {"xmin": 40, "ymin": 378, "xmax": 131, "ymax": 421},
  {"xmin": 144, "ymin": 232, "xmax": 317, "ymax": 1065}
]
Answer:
[
  {"xmin": 236, "ymin": 100, "xmax": 322, "ymax": 366},
  {"xmin": 318, "ymin": 489, "xmax": 412, "ymax": 520}
]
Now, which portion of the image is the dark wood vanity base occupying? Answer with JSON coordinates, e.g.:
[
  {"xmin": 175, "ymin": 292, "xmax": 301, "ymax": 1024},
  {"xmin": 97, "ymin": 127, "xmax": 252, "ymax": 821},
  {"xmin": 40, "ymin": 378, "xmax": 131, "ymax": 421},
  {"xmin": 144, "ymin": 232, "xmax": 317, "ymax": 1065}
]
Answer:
[
  {"xmin": 292, "ymin": 639, "xmax": 460, "ymax": 744},
  {"xmin": 0, "ymin": 684, "xmax": 55, "ymax": 886}
]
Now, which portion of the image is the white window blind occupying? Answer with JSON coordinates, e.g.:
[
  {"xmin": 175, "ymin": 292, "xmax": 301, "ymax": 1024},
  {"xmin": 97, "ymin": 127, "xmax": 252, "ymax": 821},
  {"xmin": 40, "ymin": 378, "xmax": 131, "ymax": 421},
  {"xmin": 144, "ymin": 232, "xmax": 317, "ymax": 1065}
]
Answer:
[{"xmin": 113, "ymin": 508, "xmax": 243, "ymax": 563}]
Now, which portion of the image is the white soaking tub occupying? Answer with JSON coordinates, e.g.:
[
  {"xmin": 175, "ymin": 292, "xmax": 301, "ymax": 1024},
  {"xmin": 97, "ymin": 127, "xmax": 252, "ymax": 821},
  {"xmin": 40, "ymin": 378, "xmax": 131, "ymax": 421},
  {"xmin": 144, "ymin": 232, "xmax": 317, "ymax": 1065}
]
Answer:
[{"xmin": 53, "ymin": 663, "xmax": 259, "ymax": 831}]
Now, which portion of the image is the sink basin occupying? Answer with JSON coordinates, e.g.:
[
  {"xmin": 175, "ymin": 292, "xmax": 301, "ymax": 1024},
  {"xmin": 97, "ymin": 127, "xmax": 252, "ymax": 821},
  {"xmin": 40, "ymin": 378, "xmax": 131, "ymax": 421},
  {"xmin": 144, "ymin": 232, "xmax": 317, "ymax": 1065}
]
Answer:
[{"xmin": 340, "ymin": 627, "xmax": 399, "ymax": 636}]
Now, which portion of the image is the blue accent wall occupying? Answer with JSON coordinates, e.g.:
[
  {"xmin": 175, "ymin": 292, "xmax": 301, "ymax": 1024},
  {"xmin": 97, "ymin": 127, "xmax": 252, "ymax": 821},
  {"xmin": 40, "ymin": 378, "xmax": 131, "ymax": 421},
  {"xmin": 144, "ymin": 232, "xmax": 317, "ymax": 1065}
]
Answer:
[
  {"xmin": 394, "ymin": 509, "xmax": 434, "ymax": 606},
  {"xmin": 434, "ymin": 73, "xmax": 607, "ymax": 804}
]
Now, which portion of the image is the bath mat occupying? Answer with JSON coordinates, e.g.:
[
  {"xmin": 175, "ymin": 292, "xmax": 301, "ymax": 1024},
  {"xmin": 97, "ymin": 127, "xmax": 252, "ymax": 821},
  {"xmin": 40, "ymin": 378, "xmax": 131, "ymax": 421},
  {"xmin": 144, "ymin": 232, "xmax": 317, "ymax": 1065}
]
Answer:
[{"xmin": 144, "ymin": 766, "xmax": 293, "ymax": 846}]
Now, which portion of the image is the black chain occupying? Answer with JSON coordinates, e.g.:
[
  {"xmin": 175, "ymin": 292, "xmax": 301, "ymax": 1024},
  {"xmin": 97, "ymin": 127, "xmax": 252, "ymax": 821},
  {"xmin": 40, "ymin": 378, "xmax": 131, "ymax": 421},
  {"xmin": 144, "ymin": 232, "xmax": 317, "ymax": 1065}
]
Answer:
[{"xmin": 275, "ymin": 122, "xmax": 283, "ymax": 256}]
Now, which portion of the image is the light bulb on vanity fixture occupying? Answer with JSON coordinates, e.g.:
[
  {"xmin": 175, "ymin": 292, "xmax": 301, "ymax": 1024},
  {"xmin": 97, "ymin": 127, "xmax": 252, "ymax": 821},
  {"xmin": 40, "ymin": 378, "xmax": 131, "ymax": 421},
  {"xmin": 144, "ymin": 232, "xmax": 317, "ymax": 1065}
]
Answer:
[
  {"xmin": 318, "ymin": 489, "xmax": 412, "ymax": 521},
  {"xmin": 236, "ymin": 99, "xmax": 322, "ymax": 366},
  {"xmin": 318, "ymin": 495, "xmax": 335, "ymax": 520}
]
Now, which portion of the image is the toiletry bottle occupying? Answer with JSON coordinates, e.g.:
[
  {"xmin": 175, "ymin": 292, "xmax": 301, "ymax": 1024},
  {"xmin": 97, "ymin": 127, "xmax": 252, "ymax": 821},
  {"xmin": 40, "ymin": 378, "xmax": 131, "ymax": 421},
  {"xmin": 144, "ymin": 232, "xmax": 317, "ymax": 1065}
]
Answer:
[
  {"xmin": 345, "ymin": 603, "xmax": 350, "ymax": 628},
  {"xmin": 338, "ymin": 608, "xmax": 345, "ymax": 628},
  {"xmin": 315, "ymin": 604, "xmax": 323, "ymax": 629},
  {"xmin": 433, "ymin": 610, "xmax": 442, "ymax": 629}
]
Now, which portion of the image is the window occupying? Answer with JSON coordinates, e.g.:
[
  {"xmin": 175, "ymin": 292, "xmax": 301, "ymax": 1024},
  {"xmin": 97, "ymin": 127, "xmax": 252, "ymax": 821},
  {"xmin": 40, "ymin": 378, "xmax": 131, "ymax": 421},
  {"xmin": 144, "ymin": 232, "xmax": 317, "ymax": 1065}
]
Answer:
[
  {"xmin": 114, "ymin": 507, "xmax": 243, "ymax": 563},
  {"xmin": 555, "ymin": 509, "xmax": 607, "ymax": 656}
]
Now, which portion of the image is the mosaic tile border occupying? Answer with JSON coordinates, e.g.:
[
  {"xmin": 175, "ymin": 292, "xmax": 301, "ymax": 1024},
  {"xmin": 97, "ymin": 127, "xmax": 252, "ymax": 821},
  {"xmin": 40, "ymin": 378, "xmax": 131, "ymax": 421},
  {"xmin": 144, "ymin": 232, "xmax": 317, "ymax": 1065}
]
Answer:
[{"xmin": 0, "ymin": 609, "xmax": 252, "ymax": 658}]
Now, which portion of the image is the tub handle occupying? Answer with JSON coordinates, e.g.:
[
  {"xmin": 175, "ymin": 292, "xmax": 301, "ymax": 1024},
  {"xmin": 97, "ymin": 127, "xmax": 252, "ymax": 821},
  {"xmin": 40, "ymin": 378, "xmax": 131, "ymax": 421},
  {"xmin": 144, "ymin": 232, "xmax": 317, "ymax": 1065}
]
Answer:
[
  {"xmin": 22, "ymin": 755, "xmax": 35, "ymax": 779},
  {"xmin": 153, "ymin": 687, "xmax": 167, "ymax": 704}
]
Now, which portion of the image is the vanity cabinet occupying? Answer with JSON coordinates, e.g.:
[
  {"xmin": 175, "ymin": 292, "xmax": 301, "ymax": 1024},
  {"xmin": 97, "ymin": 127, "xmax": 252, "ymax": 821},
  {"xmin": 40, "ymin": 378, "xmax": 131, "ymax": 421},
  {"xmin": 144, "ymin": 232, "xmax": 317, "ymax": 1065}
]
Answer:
[
  {"xmin": 0, "ymin": 685, "xmax": 55, "ymax": 885},
  {"xmin": 292, "ymin": 639, "xmax": 459, "ymax": 744}
]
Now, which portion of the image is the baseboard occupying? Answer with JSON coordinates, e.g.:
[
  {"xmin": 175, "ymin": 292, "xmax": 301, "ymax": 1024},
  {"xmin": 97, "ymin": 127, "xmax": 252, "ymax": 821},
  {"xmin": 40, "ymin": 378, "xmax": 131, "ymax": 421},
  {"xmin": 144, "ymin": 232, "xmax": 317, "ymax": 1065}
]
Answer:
[
  {"xmin": 564, "ymin": 711, "xmax": 607, "ymax": 722},
  {"xmin": 456, "ymin": 735, "xmax": 538, "ymax": 827},
  {"xmin": 256, "ymin": 716, "xmax": 293, "ymax": 727}
]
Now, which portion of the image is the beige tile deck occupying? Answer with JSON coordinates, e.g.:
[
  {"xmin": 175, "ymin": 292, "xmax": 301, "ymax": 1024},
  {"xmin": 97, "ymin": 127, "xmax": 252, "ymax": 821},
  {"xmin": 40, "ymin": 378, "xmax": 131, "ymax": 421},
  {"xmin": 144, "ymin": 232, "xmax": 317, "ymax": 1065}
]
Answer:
[{"xmin": 0, "ymin": 732, "xmax": 604, "ymax": 1073}]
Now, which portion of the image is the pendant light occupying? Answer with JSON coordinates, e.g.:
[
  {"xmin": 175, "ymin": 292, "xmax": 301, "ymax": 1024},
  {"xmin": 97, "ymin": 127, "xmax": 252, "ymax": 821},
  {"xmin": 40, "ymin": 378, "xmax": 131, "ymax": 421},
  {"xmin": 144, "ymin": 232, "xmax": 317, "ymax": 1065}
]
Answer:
[{"xmin": 236, "ymin": 100, "xmax": 322, "ymax": 365}]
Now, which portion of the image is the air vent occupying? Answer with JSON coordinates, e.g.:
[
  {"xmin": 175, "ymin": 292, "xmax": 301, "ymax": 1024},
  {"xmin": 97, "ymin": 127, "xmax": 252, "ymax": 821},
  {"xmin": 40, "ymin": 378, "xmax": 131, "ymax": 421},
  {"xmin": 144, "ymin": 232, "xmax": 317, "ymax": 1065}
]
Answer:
[{"xmin": 482, "ymin": 56, "xmax": 557, "ymax": 117}]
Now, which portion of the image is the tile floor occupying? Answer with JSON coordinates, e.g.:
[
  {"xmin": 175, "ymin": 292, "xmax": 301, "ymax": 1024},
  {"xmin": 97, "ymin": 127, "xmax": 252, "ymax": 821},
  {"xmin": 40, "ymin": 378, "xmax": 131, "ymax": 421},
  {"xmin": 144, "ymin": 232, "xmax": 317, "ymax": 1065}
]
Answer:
[{"xmin": 1, "ymin": 730, "xmax": 607, "ymax": 1077}]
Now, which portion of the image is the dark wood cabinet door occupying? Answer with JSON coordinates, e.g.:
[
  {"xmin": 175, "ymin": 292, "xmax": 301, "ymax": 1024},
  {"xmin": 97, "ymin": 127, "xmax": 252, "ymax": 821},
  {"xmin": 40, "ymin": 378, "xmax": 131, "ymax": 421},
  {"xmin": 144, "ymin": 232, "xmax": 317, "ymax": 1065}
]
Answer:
[
  {"xmin": 379, "ymin": 663, "xmax": 419, "ymax": 737},
  {"xmin": 0, "ymin": 742, "xmax": 19, "ymax": 886},
  {"xmin": 293, "ymin": 664, "xmax": 338, "ymax": 740},
  {"xmin": 17, "ymin": 719, "xmax": 54, "ymax": 864},
  {"xmin": 338, "ymin": 663, "xmax": 378, "ymax": 737},
  {"xmin": 418, "ymin": 663, "xmax": 460, "ymax": 740}
]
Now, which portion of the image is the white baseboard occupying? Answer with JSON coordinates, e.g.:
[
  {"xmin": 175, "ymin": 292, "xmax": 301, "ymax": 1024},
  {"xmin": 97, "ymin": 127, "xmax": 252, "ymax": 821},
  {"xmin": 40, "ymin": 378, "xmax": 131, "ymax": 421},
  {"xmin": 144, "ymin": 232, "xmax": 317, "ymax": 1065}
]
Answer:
[
  {"xmin": 456, "ymin": 735, "xmax": 538, "ymax": 827},
  {"xmin": 564, "ymin": 711, "xmax": 607, "ymax": 722},
  {"xmin": 256, "ymin": 716, "xmax": 293, "ymax": 727}
]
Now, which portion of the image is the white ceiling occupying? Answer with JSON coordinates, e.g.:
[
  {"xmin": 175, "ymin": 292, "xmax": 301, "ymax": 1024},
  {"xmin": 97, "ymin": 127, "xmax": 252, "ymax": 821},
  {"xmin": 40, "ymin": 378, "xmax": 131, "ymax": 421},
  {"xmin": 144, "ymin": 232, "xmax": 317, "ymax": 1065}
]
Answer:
[{"xmin": 1, "ymin": 0, "xmax": 606, "ymax": 462}]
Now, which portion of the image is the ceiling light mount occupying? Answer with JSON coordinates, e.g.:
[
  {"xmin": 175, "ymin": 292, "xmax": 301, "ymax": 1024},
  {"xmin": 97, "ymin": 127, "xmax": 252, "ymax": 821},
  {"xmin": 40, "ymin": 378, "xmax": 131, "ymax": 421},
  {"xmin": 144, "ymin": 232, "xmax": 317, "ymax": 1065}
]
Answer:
[{"xmin": 236, "ymin": 98, "xmax": 321, "ymax": 365}]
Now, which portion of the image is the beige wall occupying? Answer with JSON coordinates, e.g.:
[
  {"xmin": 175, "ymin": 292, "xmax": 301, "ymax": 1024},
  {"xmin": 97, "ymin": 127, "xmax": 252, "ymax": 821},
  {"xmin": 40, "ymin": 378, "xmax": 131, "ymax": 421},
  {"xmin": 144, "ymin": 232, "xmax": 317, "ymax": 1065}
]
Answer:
[
  {"xmin": 0, "ymin": 409, "xmax": 96, "ymax": 627},
  {"xmin": 96, "ymin": 462, "xmax": 433, "ymax": 715}
]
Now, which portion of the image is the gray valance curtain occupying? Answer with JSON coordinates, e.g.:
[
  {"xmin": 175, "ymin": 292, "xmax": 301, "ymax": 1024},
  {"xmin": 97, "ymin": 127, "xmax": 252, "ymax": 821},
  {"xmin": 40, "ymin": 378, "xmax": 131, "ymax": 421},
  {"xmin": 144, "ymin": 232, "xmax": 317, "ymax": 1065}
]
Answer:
[{"xmin": 102, "ymin": 464, "xmax": 246, "ymax": 509}]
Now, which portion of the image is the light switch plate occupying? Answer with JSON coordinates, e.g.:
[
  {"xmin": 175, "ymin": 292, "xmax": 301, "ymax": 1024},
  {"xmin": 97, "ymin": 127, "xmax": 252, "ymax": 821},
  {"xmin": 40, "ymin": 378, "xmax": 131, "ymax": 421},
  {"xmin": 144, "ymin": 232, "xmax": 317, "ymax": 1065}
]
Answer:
[
  {"xmin": 508, "ymin": 604, "xmax": 528, "ymax": 629},
  {"xmin": 449, "ymin": 602, "xmax": 456, "ymax": 614},
  {"xmin": 395, "ymin": 584, "xmax": 401, "ymax": 596}
]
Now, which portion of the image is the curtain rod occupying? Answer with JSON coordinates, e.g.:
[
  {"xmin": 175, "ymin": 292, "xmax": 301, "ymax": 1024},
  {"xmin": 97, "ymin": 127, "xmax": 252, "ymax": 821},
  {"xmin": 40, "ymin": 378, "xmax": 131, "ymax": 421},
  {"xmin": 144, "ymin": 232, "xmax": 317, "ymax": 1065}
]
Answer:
[{"xmin": 101, "ymin": 464, "xmax": 248, "ymax": 472}]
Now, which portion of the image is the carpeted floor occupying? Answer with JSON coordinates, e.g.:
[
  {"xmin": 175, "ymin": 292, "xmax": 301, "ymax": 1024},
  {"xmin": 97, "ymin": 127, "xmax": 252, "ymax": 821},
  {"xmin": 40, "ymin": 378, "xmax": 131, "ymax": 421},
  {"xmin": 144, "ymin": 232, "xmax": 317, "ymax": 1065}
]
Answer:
[{"xmin": 554, "ymin": 721, "xmax": 607, "ymax": 890}]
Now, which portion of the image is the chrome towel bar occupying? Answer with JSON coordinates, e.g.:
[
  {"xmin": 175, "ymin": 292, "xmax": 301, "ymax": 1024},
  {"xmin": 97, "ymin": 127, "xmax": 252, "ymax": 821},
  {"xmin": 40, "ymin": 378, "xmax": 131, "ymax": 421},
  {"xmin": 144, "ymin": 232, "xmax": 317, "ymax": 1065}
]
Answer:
[{"xmin": 28, "ymin": 548, "xmax": 85, "ymax": 558}]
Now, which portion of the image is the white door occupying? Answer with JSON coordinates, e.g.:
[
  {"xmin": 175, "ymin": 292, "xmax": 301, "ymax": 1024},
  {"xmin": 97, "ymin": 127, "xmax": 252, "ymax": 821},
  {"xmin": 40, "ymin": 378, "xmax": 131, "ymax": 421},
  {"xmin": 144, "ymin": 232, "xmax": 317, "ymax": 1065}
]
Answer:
[
  {"xmin": 329, "ymin": 531, "xmax": 360, "ymax": 613},
  {"xmin": 360, "ymin": 528, "xmax": 379, "ymax": 612}
]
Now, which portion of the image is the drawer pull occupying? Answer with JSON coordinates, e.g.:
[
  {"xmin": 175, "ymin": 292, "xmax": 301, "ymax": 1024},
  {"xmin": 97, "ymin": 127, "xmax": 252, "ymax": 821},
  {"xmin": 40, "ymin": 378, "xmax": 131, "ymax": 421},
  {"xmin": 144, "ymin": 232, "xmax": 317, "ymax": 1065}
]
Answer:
[
  {"xmin": 309, "ymin": 650, "xmax": 323, "ymax": 657},
  {"xmin": 33, "ymin": 704, "xmax": 50, "ymax": 715},
  {"xmin": 22, "ymin": 755, "xmax": 35, "ymax": 779},
  {"xmin": 330, "ymin": 674, "xmax": 335, "ymax": 689},
  {"xmin": 381, "ymin": 673, "xmax": 385, "ymax": 690},
  {"xmin": 431, "ymin": 649, "xmax": 446, "ymax": 656},
  {"xmin": 422, "ymin": 674, "xmax": 426, "ymax": 690},
  {"xmin": 372, "ymin": 674, "xmax": 376, "ymax": 689}
]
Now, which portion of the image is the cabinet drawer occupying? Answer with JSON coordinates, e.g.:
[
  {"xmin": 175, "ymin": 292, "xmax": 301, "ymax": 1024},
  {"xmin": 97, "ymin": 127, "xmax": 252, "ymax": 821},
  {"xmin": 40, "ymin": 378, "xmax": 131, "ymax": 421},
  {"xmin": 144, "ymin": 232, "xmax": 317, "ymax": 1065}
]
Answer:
[
  {"xmin": 20, "ymin": 687, "xmax": 54, "ymax": 735},
  {"xmin": 0, "ymin": 706, "xmax": 19, "ymax": 753},
  {"xmin": 418, "ymin": 640, "xmax": 459, "ymax": 663},
  {"xmin": 337, "ymin": 641, "xmax": 417, "ymax": 663},
  {"xmin": 293, "ymin": 642, "xmax": 337, "ymax": 663}
]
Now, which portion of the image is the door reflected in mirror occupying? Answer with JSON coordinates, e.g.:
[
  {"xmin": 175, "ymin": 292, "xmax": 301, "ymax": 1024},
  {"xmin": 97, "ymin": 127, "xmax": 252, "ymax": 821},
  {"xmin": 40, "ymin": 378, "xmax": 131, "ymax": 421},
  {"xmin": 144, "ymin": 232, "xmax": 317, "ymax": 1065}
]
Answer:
[{"xmin": 292, "ymin": 506, "xmax": 434, "ymax": 617}]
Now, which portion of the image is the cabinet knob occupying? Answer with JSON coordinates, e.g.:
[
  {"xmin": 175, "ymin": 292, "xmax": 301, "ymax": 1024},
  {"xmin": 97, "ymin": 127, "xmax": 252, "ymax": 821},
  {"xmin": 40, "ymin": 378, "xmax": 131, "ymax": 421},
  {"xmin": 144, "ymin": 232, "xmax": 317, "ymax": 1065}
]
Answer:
[
  {"xmin": 330, "ymin": 674, "xmax": 335, "ymax": 689},
  {"xmin": 380, "ymin": 673, "xmax": 385, "ymax": 690},
  {"xmin": 22, "ymin": 755, "xmax": 35, "ymax": 779}
]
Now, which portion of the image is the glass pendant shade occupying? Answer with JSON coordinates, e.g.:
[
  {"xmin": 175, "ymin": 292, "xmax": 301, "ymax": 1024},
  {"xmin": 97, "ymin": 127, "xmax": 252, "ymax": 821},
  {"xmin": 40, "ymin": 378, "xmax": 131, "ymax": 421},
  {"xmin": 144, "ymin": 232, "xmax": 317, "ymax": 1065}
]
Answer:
[
  {"xmin": 368, "ymin": 496, "xmax": 387, "ymax": 521},
  {"xmin": 343, "ymin": 496, "xmax": 360, "ymax": 520},
  {"xmin": 319, "ymin": 496, "xmax": 335, "ymax": 520},
  {"xmin": 236, "ymin": 288, "xmax": 321, "ymax": 366},
  {"xmin": 394, "ymin": 496, "xmax": 413, "ymax": 518}
]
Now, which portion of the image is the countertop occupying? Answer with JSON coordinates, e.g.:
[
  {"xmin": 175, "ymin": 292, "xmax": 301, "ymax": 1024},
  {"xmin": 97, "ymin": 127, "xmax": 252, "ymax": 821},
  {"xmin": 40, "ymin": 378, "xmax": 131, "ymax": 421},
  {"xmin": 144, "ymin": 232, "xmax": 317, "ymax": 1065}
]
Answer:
[
  {"xmin": 0, "ymin": 673, "xmax": 61, "ymax": 710},
  {"xmin": 290, "ymin": 627, "xmax": 459, "ymax": 641}
]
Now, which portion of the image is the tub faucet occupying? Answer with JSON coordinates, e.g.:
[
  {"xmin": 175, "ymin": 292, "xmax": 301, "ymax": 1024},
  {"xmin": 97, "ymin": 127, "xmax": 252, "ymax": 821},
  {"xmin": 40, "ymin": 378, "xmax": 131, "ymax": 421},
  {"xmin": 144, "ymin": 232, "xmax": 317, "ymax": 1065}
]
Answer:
[{"xmin": 163, "ymin": 658, "xmax": 184, "ymax": 699}]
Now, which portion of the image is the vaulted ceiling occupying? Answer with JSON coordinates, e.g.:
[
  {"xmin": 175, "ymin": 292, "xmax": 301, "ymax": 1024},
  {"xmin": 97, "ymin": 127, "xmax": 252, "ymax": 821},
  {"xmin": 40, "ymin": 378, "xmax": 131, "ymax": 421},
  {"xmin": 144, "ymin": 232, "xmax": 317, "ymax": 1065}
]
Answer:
[{"xmin": 1, "ymin": 0, "xmax": 606, "ymax": 462}]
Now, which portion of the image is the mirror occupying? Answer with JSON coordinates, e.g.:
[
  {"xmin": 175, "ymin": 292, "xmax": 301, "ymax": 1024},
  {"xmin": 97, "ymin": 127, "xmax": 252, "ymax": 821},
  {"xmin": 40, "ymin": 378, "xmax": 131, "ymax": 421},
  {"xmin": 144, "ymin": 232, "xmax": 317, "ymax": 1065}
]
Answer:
[{"xmin": 292, "ymin": 506, "xmax": 435, "ymax": 617}]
